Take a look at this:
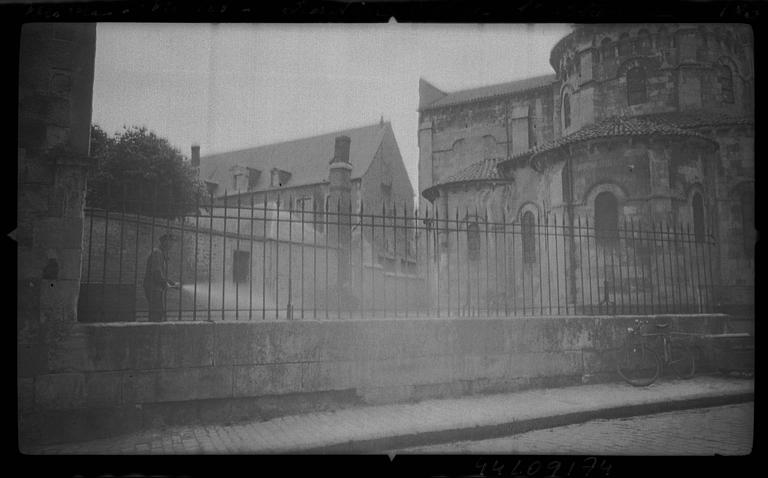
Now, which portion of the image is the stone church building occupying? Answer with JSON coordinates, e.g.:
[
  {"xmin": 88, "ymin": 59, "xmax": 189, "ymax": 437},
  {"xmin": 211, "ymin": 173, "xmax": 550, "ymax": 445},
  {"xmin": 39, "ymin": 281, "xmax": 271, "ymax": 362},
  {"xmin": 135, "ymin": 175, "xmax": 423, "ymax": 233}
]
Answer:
[{"xmin": 417, "ymin": 24, "xmax": 754, "ymax": 312}]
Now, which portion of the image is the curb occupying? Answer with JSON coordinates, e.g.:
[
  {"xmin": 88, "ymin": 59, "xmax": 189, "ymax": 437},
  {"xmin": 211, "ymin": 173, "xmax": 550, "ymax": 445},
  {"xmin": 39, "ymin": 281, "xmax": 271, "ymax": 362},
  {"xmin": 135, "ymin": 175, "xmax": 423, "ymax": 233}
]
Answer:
[{"xmin": 296, "ymin": 390, "xmax": 754, "ymax": 454}]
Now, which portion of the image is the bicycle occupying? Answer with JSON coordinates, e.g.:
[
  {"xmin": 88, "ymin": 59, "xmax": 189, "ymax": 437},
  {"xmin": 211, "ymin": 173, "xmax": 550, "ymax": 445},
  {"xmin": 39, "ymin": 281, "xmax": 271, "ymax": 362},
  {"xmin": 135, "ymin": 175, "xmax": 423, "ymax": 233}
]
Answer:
[{"xmin": 616, "ymin": 319, "xmax": 696, "ymax": 386}]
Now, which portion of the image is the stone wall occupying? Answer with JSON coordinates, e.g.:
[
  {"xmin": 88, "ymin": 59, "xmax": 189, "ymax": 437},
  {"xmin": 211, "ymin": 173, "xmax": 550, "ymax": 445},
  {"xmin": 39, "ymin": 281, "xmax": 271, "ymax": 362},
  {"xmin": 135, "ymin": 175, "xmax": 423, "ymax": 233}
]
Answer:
[
  {"xmin": 17, "ymin": 23, "xmax": 97, "ymax": 444},
  {"xmin": 422, "ymin": 134, "xmax": 720, "ymax": 314},
  {"xmin": 18, "ymin": 314, "xmax": 736, "ymax": 447},
  {"xmin": 422, "ymin": 88, "xmax": 557, "ymax": 191},
  {"xmin": 551, "ymin": 24, "xmax": 754, "ymax": 124},
  {"xmin": 708, "ymin": 126, "xmax": 754, "ymax": 308}
]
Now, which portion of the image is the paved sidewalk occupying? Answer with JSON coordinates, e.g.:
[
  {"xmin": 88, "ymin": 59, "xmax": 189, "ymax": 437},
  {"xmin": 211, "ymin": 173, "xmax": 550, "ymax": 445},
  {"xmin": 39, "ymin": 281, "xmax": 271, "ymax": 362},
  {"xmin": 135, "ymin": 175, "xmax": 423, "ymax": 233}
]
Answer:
[{"xmin": 26, "ymin": 375, "xmax": 753, "ymax": 454}]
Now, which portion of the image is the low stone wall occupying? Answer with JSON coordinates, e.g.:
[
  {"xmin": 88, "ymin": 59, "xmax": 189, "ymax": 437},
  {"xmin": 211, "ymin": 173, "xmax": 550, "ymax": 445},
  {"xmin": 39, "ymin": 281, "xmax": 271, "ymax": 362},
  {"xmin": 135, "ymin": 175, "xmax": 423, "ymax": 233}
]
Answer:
[{"xmin": 18, "ymin": 314, "xmax": 734, "ymax": 447}]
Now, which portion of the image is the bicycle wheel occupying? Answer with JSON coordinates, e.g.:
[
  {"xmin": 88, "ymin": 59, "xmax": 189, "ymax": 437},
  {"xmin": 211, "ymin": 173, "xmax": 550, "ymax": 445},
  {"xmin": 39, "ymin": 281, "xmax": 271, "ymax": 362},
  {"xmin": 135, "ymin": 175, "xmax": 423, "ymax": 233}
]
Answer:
[
  {"xmin": 669, "ymin": 341, "xmax": 696, "ymax": 379},
  {"xmin": 617, "ymin": 342, "xmax": 660, "ymax": 386}
]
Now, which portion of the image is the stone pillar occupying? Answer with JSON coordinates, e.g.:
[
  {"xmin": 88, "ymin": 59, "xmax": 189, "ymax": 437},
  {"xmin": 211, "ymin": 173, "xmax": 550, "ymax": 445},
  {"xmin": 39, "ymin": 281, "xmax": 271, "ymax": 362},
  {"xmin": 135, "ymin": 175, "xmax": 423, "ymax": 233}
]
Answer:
[
  {"xmin": 647, "ymin": 146, "xmax": 674, "ymax": 224},
  {"xmin": 17, "ymin": 23, "xmax": 97, "ymax": 446},
  {"xmin": 329, "ymin": 136, "xmax": 352, "ymax": 305}
]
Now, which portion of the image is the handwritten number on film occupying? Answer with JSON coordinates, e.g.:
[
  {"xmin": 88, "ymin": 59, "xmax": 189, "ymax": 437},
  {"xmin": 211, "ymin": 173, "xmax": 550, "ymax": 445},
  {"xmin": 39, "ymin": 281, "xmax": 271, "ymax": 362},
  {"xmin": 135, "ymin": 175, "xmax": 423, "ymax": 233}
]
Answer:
[{"xmin": 474, "ymin": 457, "xmax": 612, "ymax": 477}]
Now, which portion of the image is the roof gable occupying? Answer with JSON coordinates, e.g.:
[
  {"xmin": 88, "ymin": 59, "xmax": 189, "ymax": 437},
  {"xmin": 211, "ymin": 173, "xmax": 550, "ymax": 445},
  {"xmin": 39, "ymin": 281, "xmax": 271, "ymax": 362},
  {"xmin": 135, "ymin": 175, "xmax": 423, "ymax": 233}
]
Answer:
[
  {"xmin": 200, "ymin": 122, "xmax": 389, "ymax": 195},
  {"xmin": 419, "ymin": 78, "xmax": 447, "ymax": 110}
]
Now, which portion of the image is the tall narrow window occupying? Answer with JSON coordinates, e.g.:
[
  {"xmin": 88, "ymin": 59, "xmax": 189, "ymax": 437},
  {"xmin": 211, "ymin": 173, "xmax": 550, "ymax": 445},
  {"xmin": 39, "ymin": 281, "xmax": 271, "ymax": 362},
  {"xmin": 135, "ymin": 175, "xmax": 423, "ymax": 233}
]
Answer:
[
  {"xmin": 657, "ymin": 27, "xmax": 671, "ymax": 49},
  {"xmin": 741, "ymin": 189, "xmax": 755, "ymax": 257},
  {"xmin": 627, "ymin": 67, "xmax": 647, "ymax": 106},
  {"xmin": 600, "ymin": 37, "xmax": 614, "ymax": 60},
  {"xmin": 718, "ymin": 65, "xmax": 734, "ymax": 104},
  {"xmin": 638, "ymin": 29, "xmax": 652, "ymax": 54},
  {"xmin": 618, "ymin": 32, "xmax": 632, "ymax": 56},
  {"xmin": 563, "ymin": 93, "xmax": 571, "ymax": 129},
  {"xmin": 561, "ymin": 163, "xmax": 571, "ymax": 204},
  {"xmin": 724, "ymin": 31, "xmax": 734, "ymax": 53},
  {"xmin": 233, "ymin": 250, "xmax": 250, "ymax": 283},
  {"xmin": 595, "ymin": 192, "xmax": 619, "ymax": 245},
  {"xmin": 692, "ymin": 192, "xmax": 705, "ymax": 242},
  {"xmin": 467, "ymin": 221, "xmax": 480, "ymax": 261},
  {"xmin": 522, "ymin": 211, "xmax": 536, "ymax": 263}
]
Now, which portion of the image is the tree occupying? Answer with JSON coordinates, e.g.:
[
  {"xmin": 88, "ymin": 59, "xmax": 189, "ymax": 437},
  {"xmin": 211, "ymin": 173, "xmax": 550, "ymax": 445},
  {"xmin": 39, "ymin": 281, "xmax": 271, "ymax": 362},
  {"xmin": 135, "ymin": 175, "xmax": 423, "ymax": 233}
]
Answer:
[{"xmin": 87, "ymin": 125, "xmax": 205, "ymax": 217}]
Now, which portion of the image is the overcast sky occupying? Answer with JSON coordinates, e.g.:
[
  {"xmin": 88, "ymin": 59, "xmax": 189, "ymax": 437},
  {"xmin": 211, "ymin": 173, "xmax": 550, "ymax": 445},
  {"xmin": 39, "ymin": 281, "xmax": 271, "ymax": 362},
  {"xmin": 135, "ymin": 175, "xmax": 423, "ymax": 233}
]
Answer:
[{"xmin": 92, "ymin": 23, "xmax": 573, "ymax": 200}]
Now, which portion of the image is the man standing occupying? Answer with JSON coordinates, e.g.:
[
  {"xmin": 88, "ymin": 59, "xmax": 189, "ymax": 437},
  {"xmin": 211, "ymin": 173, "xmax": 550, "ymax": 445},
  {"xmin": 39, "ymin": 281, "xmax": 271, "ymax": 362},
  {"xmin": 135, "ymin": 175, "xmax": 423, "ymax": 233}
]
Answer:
[{"xmin": 143, "ymin": 233, "xmax": 179, "ymax": 322}]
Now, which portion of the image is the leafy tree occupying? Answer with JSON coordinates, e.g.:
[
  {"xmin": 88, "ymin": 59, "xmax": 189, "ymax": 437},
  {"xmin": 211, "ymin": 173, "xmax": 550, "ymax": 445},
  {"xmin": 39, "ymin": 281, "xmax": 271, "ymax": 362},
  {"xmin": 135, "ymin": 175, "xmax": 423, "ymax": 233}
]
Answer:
[{"xmin": 87, "ymin": 124, "xmax": 205, "ymax": 217}]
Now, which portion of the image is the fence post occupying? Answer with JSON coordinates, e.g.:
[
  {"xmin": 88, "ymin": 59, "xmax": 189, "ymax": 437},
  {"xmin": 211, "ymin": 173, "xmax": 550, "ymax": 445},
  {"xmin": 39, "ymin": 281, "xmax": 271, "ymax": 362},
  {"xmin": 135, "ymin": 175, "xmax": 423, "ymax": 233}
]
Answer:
[
  {"xmin": 287, "ymin": 197, "xmax": 293, "ymax": 320},
  {"xmin": 275, "ymin": 195, "xmax": 281, "ymax": 319},
  {"xmin": 193, "ymin": 193, "xmax": 200, "ymax": 321},
  {"xmin": 249, "ymin": 194, "xmax": 255, "ymax": 320},
  {"xmin": 262, "ymin": 195, "xmax": 268, "ymax": 320}
]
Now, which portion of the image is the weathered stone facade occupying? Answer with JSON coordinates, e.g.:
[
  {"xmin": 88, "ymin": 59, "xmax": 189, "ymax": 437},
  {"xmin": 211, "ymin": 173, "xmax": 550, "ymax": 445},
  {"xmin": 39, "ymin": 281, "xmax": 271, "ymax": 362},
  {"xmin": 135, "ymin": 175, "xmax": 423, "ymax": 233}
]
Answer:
[
  {"xmin": 419, "ymin": 24, "xmax": 754, "ymax": 312},
  {"xmin": 17, "ymin": 23, "xmax": 97, "ymax": 444}
]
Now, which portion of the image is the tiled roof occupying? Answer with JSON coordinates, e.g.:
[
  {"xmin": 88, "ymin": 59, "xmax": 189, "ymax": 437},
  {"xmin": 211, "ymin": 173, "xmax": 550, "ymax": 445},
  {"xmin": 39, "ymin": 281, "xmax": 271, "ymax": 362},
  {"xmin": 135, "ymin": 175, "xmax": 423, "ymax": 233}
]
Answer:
[
  {"xmin": 422, "ymin": 158, "xmax": 508, "ymax": 200},
  {"xmin": 521, "ymin": 115, "xmax": 715, "ymax": 163},
  {"xmin": 199, "ymin": 122, "xmax": 390, "ymax": 196},
  {"xmin": 440, "ymin": 157, "xmax": 506, "ymax": 184},
  {"xmin": 420, "ymin": 74, "xmax": 557, "ymax": 111},
  {"xmin": 421, "ymin": 111, "xmax": 744, "ymax": 201}
]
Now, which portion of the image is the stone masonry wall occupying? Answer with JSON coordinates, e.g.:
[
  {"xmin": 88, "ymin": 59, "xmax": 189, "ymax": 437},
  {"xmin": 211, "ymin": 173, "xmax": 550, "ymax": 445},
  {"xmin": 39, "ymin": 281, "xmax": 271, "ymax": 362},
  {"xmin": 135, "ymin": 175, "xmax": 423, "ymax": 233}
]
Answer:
[
  {"xmin": 425, "ymin": 89, "xmax": 557, "ymax": 188},
  {"xmin": 19, "ymin": 314, "xmax": 734, "ymax": 447},
  {"xmin": 17, "ymin": 23, "xmax": 97, "ymax": 445}
]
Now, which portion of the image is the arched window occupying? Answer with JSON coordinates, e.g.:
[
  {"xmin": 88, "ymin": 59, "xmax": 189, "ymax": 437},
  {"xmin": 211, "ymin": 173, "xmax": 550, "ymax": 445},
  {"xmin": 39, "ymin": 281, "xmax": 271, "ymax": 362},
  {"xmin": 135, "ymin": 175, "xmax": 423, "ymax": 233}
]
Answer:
[
  {"xmin": 522, "ymin": 211, "xmax": 536, "ymax": 263},
  {"xmin": 561, "ymin": 164, "xmax": 571, "ymax": 204},
  {"xmin": 467, "ymin": 220, "xmax": 480, "ymax": 261},
  {"xmin": 724, "ymin": 31, "xmax": 734, "ymax": 53},
  {"xmin": 638, "ymin": 29, "xmax": 652, "ymax": 54},
  {"xmin": 563, "ymin": 93, "xmax": 571, "ymax": 129},
  {"xmin": 692, "ymin": 192, "xmax": 705, "ymax": 243},
  {"xmin": 600, "ymin": 37, "xmax": 614, "ymax": 60},
  {"xmin": 627, "ymin": 67, "xmax": 647, "ymax": 106},
  {"xmin": 741, "ymin": 188, "xmax": 755, "ymax": 257},
  {"xmin": 595, "ymin": 191, "xmax": 619, "ymax": 245},
  {"xmin": 618, "ymin": 32, "xmax": 632, "ymax": 56},
  {"xmin": 718, "ymin": 64, "xmax": 734, "ymax": 104},
  {"xmin": 657, "ymin": 27, "xmax": 671, "ymax": 49}
]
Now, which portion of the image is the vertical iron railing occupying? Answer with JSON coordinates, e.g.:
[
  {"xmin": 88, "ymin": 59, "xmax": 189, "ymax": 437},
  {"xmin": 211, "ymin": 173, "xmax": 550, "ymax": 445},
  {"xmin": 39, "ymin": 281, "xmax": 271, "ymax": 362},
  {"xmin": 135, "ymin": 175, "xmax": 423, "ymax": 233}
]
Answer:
[{"xmin": 79, "ymin": 192, "xmax": 719, "ymax": 322}]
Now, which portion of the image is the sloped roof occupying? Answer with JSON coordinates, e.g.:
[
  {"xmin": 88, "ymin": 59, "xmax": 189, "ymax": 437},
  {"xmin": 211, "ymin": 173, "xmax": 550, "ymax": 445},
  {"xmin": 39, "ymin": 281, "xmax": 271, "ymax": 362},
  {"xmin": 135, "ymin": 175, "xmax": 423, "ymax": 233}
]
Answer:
[
  {"xmin": 419, "ymin": 74, "xmax": 557, "ymax": 111},
  {"xmin": 514, "ymin": 115, "xmax": 715, "ymax": 166},
  {"xmin": 422, "ymin": 157, "xmax": 509, "ymax": 200},
  {"xmin": 200, "ymin": 122, "xmax": 390, "ymax": 195}
]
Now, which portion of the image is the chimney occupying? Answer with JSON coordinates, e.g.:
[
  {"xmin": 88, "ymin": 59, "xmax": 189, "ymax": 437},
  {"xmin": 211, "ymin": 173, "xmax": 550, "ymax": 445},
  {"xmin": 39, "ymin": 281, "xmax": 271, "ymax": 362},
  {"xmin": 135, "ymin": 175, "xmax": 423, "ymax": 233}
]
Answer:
[
  {"xmin": 191, "ymin": 144, "xmax": 200, "ymax": 168},
  {"xmin": 329, "ymin": 135, "xmax": 352, "ymax": 213},
  {"xmin": 331, "ymin": 135, "xmax": 351, "ymax": 166},
  {"xmin": 328, "ymin": 135, "xmax": 352, "ymax": 303}
]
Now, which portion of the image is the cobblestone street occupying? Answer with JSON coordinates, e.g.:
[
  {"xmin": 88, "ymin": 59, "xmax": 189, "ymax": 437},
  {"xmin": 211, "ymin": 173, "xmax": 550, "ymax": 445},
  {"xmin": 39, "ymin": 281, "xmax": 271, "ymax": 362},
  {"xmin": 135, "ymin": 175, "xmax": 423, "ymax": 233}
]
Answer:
[{"xmin": 395, "ymin": 403, "xmax": 754, "ymax": 455}]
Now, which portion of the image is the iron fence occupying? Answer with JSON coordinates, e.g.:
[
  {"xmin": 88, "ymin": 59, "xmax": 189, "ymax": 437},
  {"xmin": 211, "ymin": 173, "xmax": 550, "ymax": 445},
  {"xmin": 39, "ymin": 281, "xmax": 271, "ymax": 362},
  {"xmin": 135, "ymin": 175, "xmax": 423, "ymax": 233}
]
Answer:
[{"xmin": 78, "ymin": 189, "xmax": 718, "ymax": 322}]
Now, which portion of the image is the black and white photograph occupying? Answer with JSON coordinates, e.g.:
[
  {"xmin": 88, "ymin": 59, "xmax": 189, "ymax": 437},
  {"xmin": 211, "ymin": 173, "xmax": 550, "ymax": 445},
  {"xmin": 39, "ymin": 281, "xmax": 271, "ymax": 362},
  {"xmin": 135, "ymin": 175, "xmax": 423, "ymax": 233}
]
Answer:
[{"xmin": 16, "ymin": 11, "xmax": 754, "ymax": 461}]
